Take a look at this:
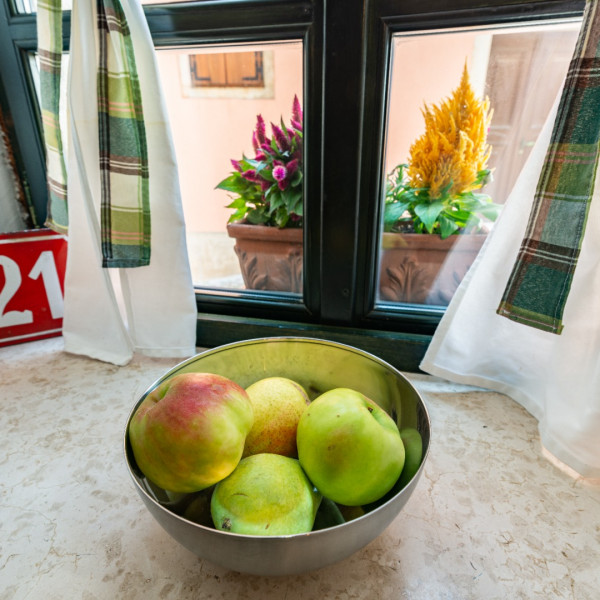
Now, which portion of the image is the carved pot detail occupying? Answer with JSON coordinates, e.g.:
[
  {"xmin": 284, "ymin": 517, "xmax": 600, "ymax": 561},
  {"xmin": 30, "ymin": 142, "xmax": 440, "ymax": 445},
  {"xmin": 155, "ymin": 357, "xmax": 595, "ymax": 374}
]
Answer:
[
  {"xmin": 227, "ymin": 224, "xmax": 486, "ymax": 305},
  {"xmin": 379, "ymin": 233, "xmax": 487, "ymax": 305},
  {"xmin": 227, "ymin": 223, "xmax": 303, "ymax": 293}
]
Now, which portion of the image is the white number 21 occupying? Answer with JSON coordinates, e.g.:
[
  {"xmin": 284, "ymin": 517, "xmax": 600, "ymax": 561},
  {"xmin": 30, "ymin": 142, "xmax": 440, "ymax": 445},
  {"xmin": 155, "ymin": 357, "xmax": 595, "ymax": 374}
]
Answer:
[{"xmin": 0, "ymin": 251, "xmax": 64, "ymax": 328}]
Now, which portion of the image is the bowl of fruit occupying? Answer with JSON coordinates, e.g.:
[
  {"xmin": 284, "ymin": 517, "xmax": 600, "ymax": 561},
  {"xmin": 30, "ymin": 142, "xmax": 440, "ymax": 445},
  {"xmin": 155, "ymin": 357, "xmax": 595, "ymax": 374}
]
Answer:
[{"xmin": 124, "ymin": 337, "xmax": 430, "ymax": 576}]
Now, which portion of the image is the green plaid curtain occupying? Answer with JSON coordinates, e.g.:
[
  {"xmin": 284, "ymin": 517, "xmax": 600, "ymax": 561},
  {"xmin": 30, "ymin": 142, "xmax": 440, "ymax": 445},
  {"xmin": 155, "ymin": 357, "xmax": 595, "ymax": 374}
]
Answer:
[
  {"xmin": 497, "ymin": 0, "xmax": 600, "ymax": 334},
  {"xmin": 37, "ymin": 0, "xmax": 150, "ymax": 267},
  {"xmin": 37, "ymin": 0, "xmax": 68, "ymax": 234},
  {"xmin": 97, "ymin": 0, "xmax": 150, "ymax": 267}
]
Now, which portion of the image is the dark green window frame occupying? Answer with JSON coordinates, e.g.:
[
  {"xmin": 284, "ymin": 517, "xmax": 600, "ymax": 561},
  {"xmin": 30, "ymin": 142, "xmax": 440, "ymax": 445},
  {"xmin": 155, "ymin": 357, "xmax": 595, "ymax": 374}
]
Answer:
[{"xmin": 0, "ymin": 0, "xmax": 585, "ymax": 370}]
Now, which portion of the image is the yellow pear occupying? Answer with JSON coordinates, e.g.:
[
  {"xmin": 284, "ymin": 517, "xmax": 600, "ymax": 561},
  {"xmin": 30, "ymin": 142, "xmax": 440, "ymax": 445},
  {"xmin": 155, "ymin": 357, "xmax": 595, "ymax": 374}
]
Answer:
[
  {"xmin": 243, "ymin": 377, "xmax": 310, "ymax": 458},
  {"xmin": 211, "ymin": 453, "xmax": 322, "ymax": 536}
]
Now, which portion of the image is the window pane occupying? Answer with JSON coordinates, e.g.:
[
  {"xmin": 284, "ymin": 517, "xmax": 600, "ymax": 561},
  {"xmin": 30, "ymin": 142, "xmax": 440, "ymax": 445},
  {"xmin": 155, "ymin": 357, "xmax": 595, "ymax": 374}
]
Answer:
[
  {"xmin": 378, "ymin": 20, "xmax": 580, "ymax": 307},
  {"xmin": 156, "ymin": 42, "xmax": 304, "ymax": 293}
]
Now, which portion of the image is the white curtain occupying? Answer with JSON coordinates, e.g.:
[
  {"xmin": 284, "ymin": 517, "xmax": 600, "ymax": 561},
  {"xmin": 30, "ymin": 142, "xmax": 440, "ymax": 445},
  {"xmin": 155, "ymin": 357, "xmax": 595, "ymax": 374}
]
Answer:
[
  {"xmin": 420, "ymin": 93, "xmax": 600, "ymax": 478},
  {"xmin": 61, "ymin": 0, "xmax": 197, "ymax": 365}
]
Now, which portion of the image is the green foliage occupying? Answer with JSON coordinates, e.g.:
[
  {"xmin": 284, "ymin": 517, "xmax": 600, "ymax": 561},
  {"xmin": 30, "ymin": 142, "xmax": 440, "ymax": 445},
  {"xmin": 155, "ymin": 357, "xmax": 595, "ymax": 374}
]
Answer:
[
  {"xmin": 383, "ymin": 164, "xmax": 501, "ymax": 239},
  {"xmin": 216, "ymin": 97, "xmax": 303, "ymax": 229}
]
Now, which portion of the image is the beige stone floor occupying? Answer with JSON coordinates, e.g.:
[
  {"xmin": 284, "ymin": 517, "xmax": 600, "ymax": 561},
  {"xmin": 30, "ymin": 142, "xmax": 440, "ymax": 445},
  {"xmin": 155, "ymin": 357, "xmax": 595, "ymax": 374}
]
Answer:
[{"xmin": 1, "ymin": 336, "xmax": 599, "ymax": 600}]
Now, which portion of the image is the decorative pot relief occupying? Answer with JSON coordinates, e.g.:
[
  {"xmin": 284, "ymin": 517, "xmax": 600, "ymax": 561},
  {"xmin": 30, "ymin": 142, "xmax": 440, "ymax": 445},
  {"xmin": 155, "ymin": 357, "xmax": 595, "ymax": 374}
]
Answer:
[
  {"xmin": 227, "ymin": 223, "xmax": 303, "ymax": 294},
  {"xmin": 234, "ymin": 246, "xmax": 303, "ymax": 293},
  {"xmin": 379, "ymin": 257, "xmax": 432, "ymax": 304},
  {"xmin": 378, "ymin": 233, "xmax": 486, "ymax": 306}
]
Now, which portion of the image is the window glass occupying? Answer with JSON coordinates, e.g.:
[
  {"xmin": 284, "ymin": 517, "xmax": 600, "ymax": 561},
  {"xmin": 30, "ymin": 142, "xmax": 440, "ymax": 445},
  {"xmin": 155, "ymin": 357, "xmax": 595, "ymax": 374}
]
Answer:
[
  {"xmin": 28, "ymin": 40, "xmax": 304, "ymax": 293},
  {"xmin": 156, "ymin": 42, "xmax": 304, "ymax": 292},
  {"xmin": 14, "ymin": 0, "xmax": 71, "ymax": 12},
  {"xmin": 378, "ymin": 21, "xmax": 580, "ymax": 307}
]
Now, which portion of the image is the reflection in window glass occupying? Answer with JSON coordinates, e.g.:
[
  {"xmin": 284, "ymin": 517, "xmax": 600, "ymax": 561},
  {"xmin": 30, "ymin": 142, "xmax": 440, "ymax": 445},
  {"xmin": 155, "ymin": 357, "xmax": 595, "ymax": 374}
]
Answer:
[
  {"xmin": 156, "ymin": 42, "xmax": 303, "ymax": 292},
  {"xmin": 378, "ymin": 21, "xmax": 580, "ymax": 307}
]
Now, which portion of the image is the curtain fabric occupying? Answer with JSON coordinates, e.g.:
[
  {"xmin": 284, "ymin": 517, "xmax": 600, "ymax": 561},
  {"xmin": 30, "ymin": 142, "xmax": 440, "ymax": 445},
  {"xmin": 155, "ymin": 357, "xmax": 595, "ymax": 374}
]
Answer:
[
  {"xmin": 497, "ymin": 0, "xmax": 600, "ymax": 334},
  {"xmin": 97, "ymin": 0, "xmax": 151, "ymax": 268},
  {"xmin": 420, "ymin": 90, "xmax": 600, "ymax": 478},
  {"xmin": 38, "ymin": 0, "xmax": 197, "ymax": 365},
  {"xmin": 37, "ymin": 0, "xmax": 68, "ymax": 234}
]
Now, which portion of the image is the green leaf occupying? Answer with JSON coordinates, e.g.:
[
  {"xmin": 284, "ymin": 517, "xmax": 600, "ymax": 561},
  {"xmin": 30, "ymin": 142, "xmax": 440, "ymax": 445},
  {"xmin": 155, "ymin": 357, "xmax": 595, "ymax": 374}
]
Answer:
[
  {"xmin": 246, "ymin": 208, "xmax": 269, "ymax": 225},
  {"xmin": 268, "ymin": 190, "xmax": 284, "ymax": 213},
  {"xmin": 216, "ymin": 174, "xmax": 247, "ymax": 193},
  {"xmin": 476, "ymin": 202, "xmax": 502, "ymax": 221},
  {"xmin": 274, "ymin": 208, "xmax": 289, "ymax": 228},
  {"xmin": 225, "ymin": 197, "xmax": 246, "ymax": 209},
  {"xmin": 474, "ymin": 168, "xmax": 492, "ymax": 186},
  {"xmin": 292, "ymin": 199, "xmax": 303, "ymax": 217},
  {"xmin": 384, "ymin": 201, "xmax": 410, "ymax": 230},
  {"xmin": 414, "ymin": 201, "xmax": 445, "ymax": 234},
  {"xmin": 290, "ymin": 170, "xmax": 303, "ymax": 187},
  {"xmin": 438, "ymin": 215, "xmax": 459, "ymax": 239}
]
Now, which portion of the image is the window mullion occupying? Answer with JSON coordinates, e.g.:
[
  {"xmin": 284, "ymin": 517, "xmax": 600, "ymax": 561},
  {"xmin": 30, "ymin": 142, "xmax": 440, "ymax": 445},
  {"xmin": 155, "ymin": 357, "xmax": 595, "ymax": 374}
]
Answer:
[{"xmin": 318, "ymin": 0, "xmax": 365, "ymax": 325}]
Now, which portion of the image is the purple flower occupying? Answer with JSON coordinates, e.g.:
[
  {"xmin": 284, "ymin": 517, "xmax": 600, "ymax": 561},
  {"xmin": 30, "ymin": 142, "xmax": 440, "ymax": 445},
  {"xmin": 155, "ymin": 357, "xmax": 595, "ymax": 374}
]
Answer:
[
  {"xmin": 273, "ymin": 165, "xmax": 288, "ymax": 182},
  {"xmin": 231, "ymin": 159, "xmax": 242, "ymax": 172},
  {"xmin": 271, "ymin": 124, "xmax": 289, "ymax": 152},
  {"xmin": 291, "ymin": 119, "xmax": 302, "ymax": 132},
  {"xmin": 286, "ymin": 159, "xmax": 299, "ymax": 177},
  {"xmin": 292, "ymin": 95, "xmax": 303, "ymax": 126},
  {"xmin": 241, "ymin": 169, "xmax": 258, "ymax": 182},
  {"xmin": 255, "ymin": 115, "xmax": 266, "ymax": 145}
]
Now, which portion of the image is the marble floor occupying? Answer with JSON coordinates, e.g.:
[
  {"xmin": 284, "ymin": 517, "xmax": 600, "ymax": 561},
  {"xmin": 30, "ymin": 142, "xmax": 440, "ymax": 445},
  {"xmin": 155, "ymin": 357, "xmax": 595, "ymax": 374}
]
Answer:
[{"xmin": 1, "ymin": 336, "xmax": 599, "ymax": 600}]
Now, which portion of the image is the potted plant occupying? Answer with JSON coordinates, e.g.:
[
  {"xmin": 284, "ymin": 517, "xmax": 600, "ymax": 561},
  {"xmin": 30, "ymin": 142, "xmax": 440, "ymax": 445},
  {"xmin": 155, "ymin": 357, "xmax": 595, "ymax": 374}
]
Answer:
[
  {"xmin": 379, "ymin": 64, "xmax": 501, "ymax": 305},
  {"xmin": 216, "ymin": 96, "xmax": 304, "ymax": 292}
]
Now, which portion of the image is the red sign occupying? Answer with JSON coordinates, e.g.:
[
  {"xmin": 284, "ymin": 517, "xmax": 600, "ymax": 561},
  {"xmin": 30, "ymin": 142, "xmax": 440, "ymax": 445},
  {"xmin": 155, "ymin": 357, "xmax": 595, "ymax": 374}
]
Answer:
[{"xmin": 0, "ymin": 229, "xmax": 67, "ymax": 348}]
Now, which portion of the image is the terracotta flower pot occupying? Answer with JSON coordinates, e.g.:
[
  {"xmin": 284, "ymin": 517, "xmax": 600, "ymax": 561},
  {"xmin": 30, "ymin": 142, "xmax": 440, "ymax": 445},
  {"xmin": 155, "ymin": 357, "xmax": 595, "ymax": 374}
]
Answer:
[
  {"xmin": 378, "ymin": 232, "xmax": 487, "ymax": 305},
  {"xmin": 227, "ymin": 223, "xmax": 486, "ymax": 305},
  {"xmin": 227, "ymin": 223, "xmax": 303, "ymax": 293}
]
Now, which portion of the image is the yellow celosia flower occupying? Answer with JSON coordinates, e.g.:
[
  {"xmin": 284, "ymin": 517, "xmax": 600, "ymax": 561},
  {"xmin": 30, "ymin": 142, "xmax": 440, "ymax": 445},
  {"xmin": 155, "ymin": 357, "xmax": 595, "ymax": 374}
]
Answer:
[{"xmin": 407, "ymin": 64, "xmax": 492, "ymax": 199}]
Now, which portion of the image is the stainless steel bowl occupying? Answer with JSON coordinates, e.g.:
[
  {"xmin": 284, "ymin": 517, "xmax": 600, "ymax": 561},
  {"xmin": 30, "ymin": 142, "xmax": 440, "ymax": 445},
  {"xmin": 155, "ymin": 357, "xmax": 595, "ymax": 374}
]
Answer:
[{"xmin": 124, "ymin": 337, "xmax": 430, "ymax": 576}]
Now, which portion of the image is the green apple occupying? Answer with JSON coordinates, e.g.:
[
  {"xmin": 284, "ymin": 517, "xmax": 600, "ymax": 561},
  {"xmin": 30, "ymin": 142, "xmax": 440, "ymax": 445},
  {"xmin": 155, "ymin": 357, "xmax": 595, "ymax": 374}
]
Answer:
[
  {"xmin": 296, "ymin": 387, "xmax": 405, "ymax": 506},
  {"xmin": 243, "ymin": 377, "xmax": 310, "ymax": 458},
  {"xmin": 129, "ymin": 372, "xmax": 253, "ymax": 493},
  {"xmin": 397, "ymin": 427, "xmax": 423, "ymax": 488},
  {"xmin": 211, "ymin": 453, "xmax": 322, "ymax": 536}
]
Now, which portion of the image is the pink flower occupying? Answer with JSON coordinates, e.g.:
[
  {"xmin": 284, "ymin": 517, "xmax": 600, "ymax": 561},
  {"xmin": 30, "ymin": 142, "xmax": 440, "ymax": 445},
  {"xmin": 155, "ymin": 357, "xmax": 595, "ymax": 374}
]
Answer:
[
  {"xmin": 271, "ymin": 124, "xmax": 289, "ymax": 152},
  {"xmin": 242, "ymin": 169, "xmax": 258, "ymax": 182},
  {"xmin": 286, "ymin": 159, "xmax": 299, "ymax": 177},
  {"xmin": 231, "ymin": 159, "xmax": 242, "ymax": 172},
  {"xmin": 255, "ymin": 115, "xmax": 266, "ymax": 145},
  {"xmin": 273, "ymin": 165, "xmax": 287, "ymax": 182},
  {"xmin": 292, "ymin": 95, "xmax": 303, "ymax": 126}
]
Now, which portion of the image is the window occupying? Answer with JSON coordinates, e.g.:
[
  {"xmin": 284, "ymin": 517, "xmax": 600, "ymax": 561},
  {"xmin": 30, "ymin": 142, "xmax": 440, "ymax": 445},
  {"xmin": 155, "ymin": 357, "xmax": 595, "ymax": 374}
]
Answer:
[
  {"xmin": 0, "ymin": 0, "xmax": 586, "ymax": 371},
  {"xmin": 378, "ymin": 22, "xmax": 579, "ymax": 306},
  {"xmin": 189, "ymin": 52, "xmax": 266, "ymax": 89}
]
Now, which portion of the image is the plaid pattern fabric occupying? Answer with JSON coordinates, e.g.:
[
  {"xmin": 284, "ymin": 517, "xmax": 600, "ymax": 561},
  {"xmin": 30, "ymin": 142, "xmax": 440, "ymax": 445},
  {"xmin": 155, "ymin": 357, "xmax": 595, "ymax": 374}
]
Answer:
[
  {"xmin": 36, "ymin": 0, "xmax": 150, "ymax": 267},
  {"xmin": 497, "ymin": 0, "xmax": 600, "ymax": 334},
  {"xmin": 37, "ymin": 0, "xmax": 68, "ymax": 234},
  {"xmin": 97, "ymin": 0, "xmax": 150, "ymax": 267}
]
